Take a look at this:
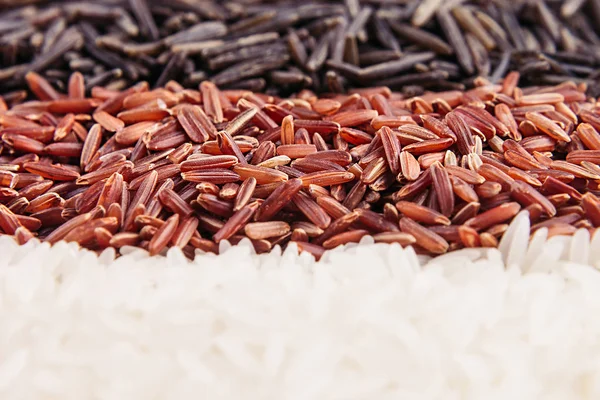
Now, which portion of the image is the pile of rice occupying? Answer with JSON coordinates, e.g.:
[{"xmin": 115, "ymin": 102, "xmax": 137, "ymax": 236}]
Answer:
[{"xmin": 1, "ymin": 211, "xmax": 600, "ymax": 399}]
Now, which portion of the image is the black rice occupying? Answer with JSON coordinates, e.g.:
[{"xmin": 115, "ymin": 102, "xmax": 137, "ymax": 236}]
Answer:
[{"xmin": 3, "ymin": 1, "xmax": 600, "ymax": 96}]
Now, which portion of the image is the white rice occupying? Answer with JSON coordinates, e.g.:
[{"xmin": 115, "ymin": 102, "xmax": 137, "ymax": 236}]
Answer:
[{"xmin": 1, "ymin": 211, "xmax": 600, "ymax": 400}]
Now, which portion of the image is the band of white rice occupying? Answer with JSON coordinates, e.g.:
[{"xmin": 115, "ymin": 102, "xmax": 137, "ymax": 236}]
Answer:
[{"xmin": 1, "ymin": 211, "xmax": 600, "ymax": 399}]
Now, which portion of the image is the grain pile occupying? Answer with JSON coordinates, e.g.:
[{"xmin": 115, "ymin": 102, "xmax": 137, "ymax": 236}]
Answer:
[
  {"xmin": 1, "ymin": 220, "xmax": 600, "ymax": 399},
  {"xmin": 0, "ymin": 70, "xmax": 599, "ymax": 259},
  {"xmin": 2, "ymin": 2, "xmax": 600, "ymax": 397},
  {"xmin": 2, "ymin": 0, "xmax": 600, "ymax": 97}
]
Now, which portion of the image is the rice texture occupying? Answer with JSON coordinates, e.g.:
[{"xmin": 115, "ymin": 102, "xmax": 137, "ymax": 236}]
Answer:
[{"xmin": 1, "ymin": 213, "xmax": 600, "ymax": 399}]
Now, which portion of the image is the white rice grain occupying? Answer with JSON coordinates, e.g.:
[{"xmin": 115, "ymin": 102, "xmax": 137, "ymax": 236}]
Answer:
[
  {"xmin": 569, "ymin": 229, "xmax": 590, "ymax": 265},
  {"xmin": 590, "ymin": 229, "xmax": 600, "ymax": 268},
  {"xmin": 529, "ymin": 238, "xmax": 566, "ymax": 273},
  {"xmin": 498, "ymin": 210, "xmax": 530, "ymax": 267},
  {"xmin": 523, "ymin": 227, "xmax": 548, "ymax": 273},
  {"xmin": 0, "ymin": 215, "xmax": 599, "ymax": 400}
]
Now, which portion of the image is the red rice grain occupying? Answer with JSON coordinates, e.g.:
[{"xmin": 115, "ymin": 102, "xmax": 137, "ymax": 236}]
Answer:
[{"xmin": 0, "ymin": 73, "xmax": 598, "ymax": 259}]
